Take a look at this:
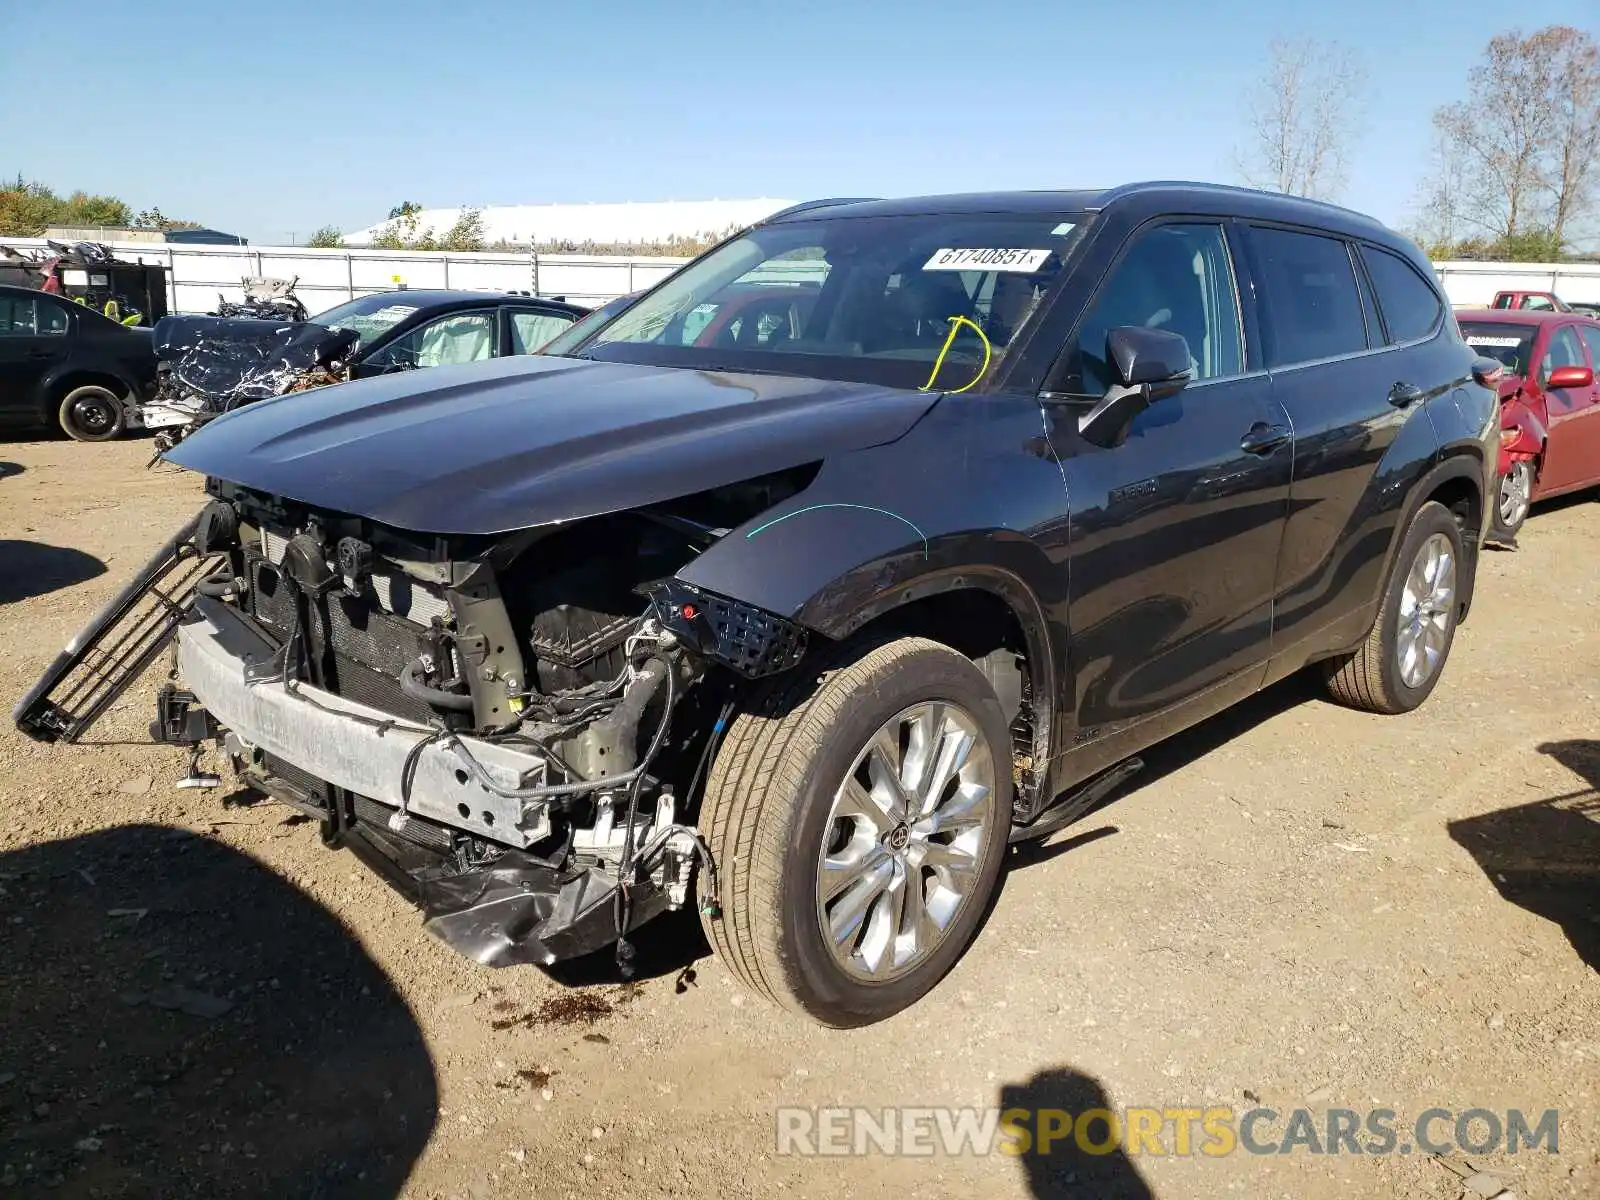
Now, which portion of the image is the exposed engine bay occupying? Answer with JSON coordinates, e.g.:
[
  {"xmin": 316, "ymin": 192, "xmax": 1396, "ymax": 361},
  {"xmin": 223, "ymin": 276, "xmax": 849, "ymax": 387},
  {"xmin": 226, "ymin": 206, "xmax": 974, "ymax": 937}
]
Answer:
[{"xmin": 15, "ymin": 467, "xmax": 821, "ymax": 972}]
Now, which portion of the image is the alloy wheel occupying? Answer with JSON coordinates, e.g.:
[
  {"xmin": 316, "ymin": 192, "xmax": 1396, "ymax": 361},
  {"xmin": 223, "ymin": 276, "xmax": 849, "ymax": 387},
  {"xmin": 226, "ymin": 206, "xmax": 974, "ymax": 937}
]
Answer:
[
  {"xmin": 815, "ymin": 701, "xmax": 994, "ymax": 982},
  {"xmin": 1396, "ymin": 532, "xmax": 1457, "ymax": 689},
  {"xmin": 1498, "ymin": 461, "xmax": 1532, "ymax": 530}
]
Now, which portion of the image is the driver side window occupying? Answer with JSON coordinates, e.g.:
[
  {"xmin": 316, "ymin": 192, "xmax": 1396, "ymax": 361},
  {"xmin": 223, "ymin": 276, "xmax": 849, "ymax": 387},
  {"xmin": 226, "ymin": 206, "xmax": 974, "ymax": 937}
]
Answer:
[
  {"xmin": 369, "ymin": 311, "xmax": 496, "ymax": 371},
  {"xmin": 1064, "ymin": 223, "xmax": 1244, "ymax": 395},
  {"xmin": 1540, "ymin": 326, "xmax": 1584, "ymax": 386}
]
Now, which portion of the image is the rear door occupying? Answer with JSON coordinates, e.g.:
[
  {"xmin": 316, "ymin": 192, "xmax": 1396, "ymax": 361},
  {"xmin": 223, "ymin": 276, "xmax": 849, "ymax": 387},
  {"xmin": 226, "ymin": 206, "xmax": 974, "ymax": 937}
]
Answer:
[
  {"xmin": 1248, "ymin": 226, "xmax": 1448, "ymax": 661},
  {"xmin": 1540, "ymin": 323, "xmax": 1600, "ymax": 495},
  {"xmin": 0, "ymin": 292, "xmax": 69, "ymax": 426}
]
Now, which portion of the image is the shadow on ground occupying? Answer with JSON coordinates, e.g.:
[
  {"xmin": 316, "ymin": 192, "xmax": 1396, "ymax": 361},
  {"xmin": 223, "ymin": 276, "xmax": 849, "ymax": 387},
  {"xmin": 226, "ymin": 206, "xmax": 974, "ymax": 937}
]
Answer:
[
  {"xmin": 0, "ymin": 825, "xmax": 437, "ymax": 1197},
  {"xmin": 0, "ymin": 540, "xmax": 105, "ymax": 605},
  {"xmin": 999, "ymin": 1068, "xmax": 1153, "ymax": 1198},
  {"xmin": 0, "ymin": 462, "xmax": 22, "ymax": 481},
  {"xmin": 1013, "ymin": 671, "xmax": 1322, "ymax": 860},
  {"xmin": 1446, "ymin": 739, "xmax": 1600, "ymax": 972}
]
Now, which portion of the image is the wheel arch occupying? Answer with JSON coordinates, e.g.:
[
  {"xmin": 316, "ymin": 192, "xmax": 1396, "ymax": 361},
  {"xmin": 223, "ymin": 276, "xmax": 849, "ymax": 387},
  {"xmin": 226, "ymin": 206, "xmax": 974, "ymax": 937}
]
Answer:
[
  {"xmin": 1395, "ymin": 453, "xmax": 1486, "ymax": 623},
  {"xmin": 675, "ymin": 508, "xmax": 1067, "ymax": 815},
  {"xmin": 798, "ymin": 567, "xmax": 1059, "ymax": 816}
]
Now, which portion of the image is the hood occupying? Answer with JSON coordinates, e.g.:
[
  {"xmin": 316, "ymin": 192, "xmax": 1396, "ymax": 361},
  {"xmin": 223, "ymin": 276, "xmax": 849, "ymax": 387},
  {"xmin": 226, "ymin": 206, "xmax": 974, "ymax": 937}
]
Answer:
[
  {"xmin": 153, "ymin": 315, "xmax": 358, "ymax": 405},
  {"xmin": 164, "ymin": 354, "xmax": 939, "ymax": 535}
]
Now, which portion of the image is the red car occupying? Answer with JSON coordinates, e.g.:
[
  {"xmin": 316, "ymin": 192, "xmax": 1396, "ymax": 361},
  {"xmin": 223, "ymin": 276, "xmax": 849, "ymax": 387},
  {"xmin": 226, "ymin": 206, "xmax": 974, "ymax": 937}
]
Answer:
[
  {"xmin": 1489, "ymin": 290, "xmax": 1600, "ymax": 318},
  {"xmin": 1458, "ymin": 309, "xmax": 1600, "ymax": 538}
]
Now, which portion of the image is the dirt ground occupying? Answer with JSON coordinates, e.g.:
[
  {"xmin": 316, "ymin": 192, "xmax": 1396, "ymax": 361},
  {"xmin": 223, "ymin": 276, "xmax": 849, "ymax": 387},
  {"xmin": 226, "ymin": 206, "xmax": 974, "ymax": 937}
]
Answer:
[{"xmin": 0, "ymin": 436, "xmax": 1596, "ymax": 1200}]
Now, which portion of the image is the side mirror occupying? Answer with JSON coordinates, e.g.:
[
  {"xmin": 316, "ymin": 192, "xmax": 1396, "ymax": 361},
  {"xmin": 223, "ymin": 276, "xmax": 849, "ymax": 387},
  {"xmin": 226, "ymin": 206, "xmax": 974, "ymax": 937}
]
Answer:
[
  {"xmin": 1470, "ymin": 357, "xmax": 1504, "ymax": 389},
  {"xmin": 1079, "ymin": 326, "xmax": 1193, "ymax": 448},
  {"xmin": 1546, "ymin": 364, "xmax": 1594, "ymax": 390}
]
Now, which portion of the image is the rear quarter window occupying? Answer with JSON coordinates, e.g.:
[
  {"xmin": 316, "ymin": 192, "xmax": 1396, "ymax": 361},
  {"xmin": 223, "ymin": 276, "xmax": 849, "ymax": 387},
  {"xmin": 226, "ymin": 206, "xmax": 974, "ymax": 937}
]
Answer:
[
  {"xmin": 1249, "ymin": 227, "xmax": 1368, "ymax": 368},
  {"xmin": 1361, "ymin": 246, "xmax": 1443, "ymax": 343}
]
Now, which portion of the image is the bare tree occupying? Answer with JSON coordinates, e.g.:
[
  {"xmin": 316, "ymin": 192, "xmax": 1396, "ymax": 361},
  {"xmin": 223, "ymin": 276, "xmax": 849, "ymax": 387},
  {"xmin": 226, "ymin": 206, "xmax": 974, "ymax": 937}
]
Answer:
[
  {"xmin": 1237, "ymin": 39, "xmax": 1368, "ymax": 200},
  {"xmin": 1424, "ymin": 26, "xmax": 1600, "ymax": 253},
  {"xmin": 1545, "ymin": 28, "xmax": 1600, "ymax": 245},
  {"xmin": 1411, "ymin": 124, "xmax": 1478, "ymax": 254}
]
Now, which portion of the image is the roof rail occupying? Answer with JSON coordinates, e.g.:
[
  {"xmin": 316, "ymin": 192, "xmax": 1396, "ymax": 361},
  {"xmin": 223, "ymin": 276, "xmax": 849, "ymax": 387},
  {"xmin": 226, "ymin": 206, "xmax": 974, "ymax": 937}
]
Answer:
[
  {"xmin": 760, "ymin": 197, "xmax": 881, "ymax": 223},
  {"xmin": 1095, "ymin": 180, "xmax": 1383, "ymax": 225}
]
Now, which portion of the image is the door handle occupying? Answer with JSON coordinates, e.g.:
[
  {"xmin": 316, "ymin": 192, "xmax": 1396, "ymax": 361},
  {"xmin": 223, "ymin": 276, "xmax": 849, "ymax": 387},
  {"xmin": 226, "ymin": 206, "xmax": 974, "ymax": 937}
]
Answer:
[
  {"xmin": 25, "ymin": 349, "xmax": 54, "ymax": 359},
  {"xmin": 1389, "ymin": 381, "xmax": 1425, "ymax": 408},
  {"xmin": 1240, "ymin": 422, "xmax": 1290, "ymax": 455}
]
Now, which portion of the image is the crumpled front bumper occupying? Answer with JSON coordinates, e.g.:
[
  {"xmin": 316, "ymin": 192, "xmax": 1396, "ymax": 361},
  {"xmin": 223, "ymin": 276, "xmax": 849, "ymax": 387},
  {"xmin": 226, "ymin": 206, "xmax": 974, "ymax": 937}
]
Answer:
[{"xmin": 177, "ymin": 596, "xmax": 552, "ymax": 847}]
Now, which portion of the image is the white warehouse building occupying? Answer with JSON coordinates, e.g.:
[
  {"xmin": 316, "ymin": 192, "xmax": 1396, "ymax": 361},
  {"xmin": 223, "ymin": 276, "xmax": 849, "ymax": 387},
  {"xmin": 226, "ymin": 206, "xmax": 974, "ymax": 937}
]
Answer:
[{"xmin": 344, "ymin": 198, "xmax": 798, "ymax": 248}]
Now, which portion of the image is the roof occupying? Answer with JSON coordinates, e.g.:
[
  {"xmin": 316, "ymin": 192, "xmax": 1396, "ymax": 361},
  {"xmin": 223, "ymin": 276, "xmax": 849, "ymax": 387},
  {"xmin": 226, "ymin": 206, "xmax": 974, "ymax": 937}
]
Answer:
[
  {"xmin": 325, "ymin": 289, "xmax": 586, "ymax": 311},
  {"xmin": 766, "ymin": 182, "xmax": 1393, "ymax": 238},
  {"xmin": 1453, "ymin": 308, "xmax": 1584, "ymax": 326}
]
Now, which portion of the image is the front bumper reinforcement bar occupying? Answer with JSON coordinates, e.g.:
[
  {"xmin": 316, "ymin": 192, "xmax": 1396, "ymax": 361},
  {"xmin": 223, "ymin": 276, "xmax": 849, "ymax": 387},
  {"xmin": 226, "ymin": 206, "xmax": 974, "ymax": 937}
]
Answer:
[{"xmin": 176, "ymin": 595, "xmax": 552, "ymax": 848}]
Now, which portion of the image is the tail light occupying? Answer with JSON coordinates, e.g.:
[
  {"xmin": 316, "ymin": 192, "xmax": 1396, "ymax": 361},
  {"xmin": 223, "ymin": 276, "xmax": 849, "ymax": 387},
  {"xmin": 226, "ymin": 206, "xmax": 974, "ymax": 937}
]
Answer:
[{"xmin": 1500, "ymin": 428, "xmax": 1519, "ymax": 445}]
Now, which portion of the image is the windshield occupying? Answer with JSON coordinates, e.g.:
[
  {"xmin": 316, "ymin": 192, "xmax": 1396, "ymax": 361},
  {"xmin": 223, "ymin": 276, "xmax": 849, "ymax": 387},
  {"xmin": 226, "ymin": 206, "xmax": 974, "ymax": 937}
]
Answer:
[
  {"xmin": 577, "ymin": 213, "xmax": 1087, "ymax": 390},
  {"xmin": 310, "ymin": 294, "xmax": 425, "ymax": 350},
  {"xmin": 540, "ymin": 293, "xmax": 636, "ymax": 357},
  {"xmin": 1460, "ymin": 321, "xmax": 1538, "ymax": 374}
]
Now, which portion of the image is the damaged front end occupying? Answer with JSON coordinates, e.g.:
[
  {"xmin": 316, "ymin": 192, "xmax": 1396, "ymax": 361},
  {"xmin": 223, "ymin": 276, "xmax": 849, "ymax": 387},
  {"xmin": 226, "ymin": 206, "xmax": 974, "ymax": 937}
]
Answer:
[
  {"xmin": 15, "ymin": 469, "xmax": 817, "ymax": 970},
  {"xmin": 140, "ymin": 316, "xmax": 357, "ymax": 451}
]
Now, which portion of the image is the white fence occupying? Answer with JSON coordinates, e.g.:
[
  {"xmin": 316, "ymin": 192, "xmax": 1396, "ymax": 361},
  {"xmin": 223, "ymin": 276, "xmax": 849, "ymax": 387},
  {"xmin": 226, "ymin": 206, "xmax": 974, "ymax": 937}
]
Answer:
[
  {"xmin": 6, "ymin": 235, "xmax": 1600, "ymax": 316},
  {"xmin": 0, "ymin": 237, "xmax": 690, "ymax": 316},
  {"xmin": 1433, "ymin": 260, "xmax": 1600, "ymax": 307}
]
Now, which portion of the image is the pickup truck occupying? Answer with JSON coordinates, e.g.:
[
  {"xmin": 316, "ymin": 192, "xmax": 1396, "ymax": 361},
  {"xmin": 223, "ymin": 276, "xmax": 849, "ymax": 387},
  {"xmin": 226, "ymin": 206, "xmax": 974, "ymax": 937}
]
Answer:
[{"xmin": 1490, "ymin": 290, "xmax": 1600, "ymax": 317}]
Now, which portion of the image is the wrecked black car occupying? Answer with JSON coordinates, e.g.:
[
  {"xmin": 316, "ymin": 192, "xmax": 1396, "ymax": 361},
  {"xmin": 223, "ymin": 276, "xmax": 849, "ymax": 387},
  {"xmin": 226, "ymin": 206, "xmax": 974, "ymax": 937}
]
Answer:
[
  {"xmin": 141, "ymin": 316, "xmax": 360, "ymax": 449},
  {"xmin": 141, "ymin": 289, "xmax": 590, "ymax": 449},
  {"xmin": 16, "ymin": 185, "xmax": 1497, "ymax": 1026}
]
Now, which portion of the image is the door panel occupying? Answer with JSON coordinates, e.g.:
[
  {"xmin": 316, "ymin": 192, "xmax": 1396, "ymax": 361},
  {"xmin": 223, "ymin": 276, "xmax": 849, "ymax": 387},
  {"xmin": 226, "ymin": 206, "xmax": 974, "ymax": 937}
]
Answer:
[
  {"xmin": 1561, "ymin": 324, "xmax": 1600, "ymax": 493},
  {"xmin": 0, "ymin": 293, "xmax": 68, "ymax": 424},
  {"xmin": 1056, "ymin": 375, "xmax": 1292, "ymax": 752},
  {"xmin": 1265, "ymin": 351, "xmax": 1427, "ymax": 653},
  {"xmin": 1535, "ymin": 325, "xmax": 1595, "ymax": 495}
]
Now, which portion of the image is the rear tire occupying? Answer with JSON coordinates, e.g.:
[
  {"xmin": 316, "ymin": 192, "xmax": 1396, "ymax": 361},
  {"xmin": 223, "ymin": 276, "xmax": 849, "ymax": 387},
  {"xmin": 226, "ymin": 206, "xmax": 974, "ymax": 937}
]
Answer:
[
  {"xmin": 699, "ymin": 636, "xmax": 1010, "ymax": 1027},
  {"xmin": 58, "ymin": 385, "xmax": 126, "ymax": 442},
  {"xmin": 1324, "ymin": 500, "xmax": 1464, "ymax": 714}
]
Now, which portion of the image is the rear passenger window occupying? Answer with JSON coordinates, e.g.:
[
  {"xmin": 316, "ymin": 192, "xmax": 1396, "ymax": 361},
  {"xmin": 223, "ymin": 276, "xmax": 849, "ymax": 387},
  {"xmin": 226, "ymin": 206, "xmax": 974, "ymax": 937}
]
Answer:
[
  {"xmin": 1361, "ymin": 246, "xmax": 1443, "ymax": 343},
  {"xmin": 1250, "ymin": 227, "xmax": 1368, "ymax": 367}
]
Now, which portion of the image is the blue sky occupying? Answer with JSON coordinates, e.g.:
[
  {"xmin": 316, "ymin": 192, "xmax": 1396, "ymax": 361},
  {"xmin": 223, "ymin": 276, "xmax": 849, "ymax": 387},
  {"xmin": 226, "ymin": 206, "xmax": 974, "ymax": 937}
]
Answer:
[{"xmin": 3, "ymin": 0, "xmax": 1595, "ymax": 244}]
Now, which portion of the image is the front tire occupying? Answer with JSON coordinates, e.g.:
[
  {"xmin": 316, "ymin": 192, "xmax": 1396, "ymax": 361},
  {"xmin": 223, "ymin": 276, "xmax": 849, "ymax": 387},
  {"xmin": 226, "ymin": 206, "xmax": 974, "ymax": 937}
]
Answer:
[
  {"xmin": 1324, "ymin": 500, "xmax": 1464, "ymax": 714},
  {"xmin": 58, "ymin": 385, "xmax": 127, "ymax": 442},
  {"xmin": 700, "ymin": 636, "xmax": 1011, "ymax": 1026}
]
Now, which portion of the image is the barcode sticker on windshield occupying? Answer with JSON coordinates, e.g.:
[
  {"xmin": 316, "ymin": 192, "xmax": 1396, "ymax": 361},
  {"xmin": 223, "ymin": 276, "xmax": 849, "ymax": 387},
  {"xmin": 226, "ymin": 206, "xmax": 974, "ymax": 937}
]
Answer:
[
  {"xmin": 1466, "ymin": 336, "xmax": 1523, "ymax": 347},
  {"xmin": 923, "ymin": 248, "xmax": 1052, "ymax": 273}
]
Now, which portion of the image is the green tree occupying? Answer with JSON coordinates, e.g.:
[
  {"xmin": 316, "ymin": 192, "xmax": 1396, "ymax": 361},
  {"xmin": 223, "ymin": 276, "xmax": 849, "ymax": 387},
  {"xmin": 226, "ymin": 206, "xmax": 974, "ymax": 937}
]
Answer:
[
  {"xmin": 0, "ymin": 177, "xmax": 58, "ymax": 236},
  {"xmin": 387, "ymin": 201, "xmax": 422, "ymax": 220},
  {"xmin": 57, "ymin": 190, "xmax": 132, "ymax": 228},
  {"xmin": 439, "ymin": 208, "xmax": 485, "ymax": 251},
  {"xmin": 306, "ymin": 225, "xmax": 345, "ymax": 248}
]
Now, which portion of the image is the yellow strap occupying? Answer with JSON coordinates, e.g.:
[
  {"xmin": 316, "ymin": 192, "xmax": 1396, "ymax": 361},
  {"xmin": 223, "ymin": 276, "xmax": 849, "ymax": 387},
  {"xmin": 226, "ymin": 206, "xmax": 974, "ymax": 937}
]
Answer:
[{"xmin": 918, "ymin": 315, "xmax": 993, "ymax": 394}]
